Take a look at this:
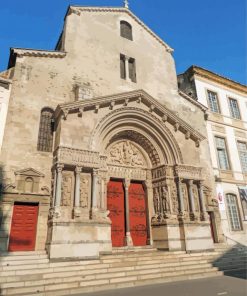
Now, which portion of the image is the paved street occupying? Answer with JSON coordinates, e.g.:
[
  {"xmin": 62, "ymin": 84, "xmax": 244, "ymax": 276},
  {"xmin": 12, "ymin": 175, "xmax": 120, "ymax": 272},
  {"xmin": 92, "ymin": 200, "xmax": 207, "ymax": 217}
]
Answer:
[{"xmin": 78, "ymin": 274, "xmax": 247, "ymax": 296}]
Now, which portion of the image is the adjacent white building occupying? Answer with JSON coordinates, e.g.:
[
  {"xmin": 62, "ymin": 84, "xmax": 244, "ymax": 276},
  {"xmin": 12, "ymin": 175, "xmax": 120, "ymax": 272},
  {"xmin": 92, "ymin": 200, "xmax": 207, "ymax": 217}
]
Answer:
[
  {"xmin": 178, "ymin": 66, "xmax": 247, "ymax": 245},
  {"xmin": 0, "ymin": 74, "xmax": 12, "ymax": 153}
]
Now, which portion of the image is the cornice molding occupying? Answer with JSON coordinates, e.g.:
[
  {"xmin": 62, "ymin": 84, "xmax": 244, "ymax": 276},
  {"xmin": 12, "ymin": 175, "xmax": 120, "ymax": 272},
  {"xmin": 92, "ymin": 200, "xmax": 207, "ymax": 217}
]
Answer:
[
  {"xmin": 0, "ymin": 76, "xmax": 12, "ymax": 84},
  {"xmin": 12, "ymin": 48, "xmax": 67, "ymax": 59},
  {"xmin": 55, "ymin": 89, "xmax": 206, "ymax": 145},
  {"xmin": 68, "ymin": 6, "xmax": 173, "ymax": 53},
  {"xmin": 191, "ymin": 66, "xmax": 247, "ymax": 95}
]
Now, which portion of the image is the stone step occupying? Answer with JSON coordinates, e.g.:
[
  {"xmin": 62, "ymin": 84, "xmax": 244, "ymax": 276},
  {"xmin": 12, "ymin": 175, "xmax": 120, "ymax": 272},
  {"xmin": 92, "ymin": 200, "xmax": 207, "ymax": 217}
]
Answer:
[
  {"xmin": 0, "ymin": 251, "xmax": 47, "ymax": 257},
  {"xmin": 0, "ymin": 258, "xmax": 50, "ymax": 267},
  {"xmin": 0, "ymin": 262, "xmax": 216, "ymax": 288},
  {"xmin": 0, "ymin": 256, "xmax": 214, "ymax": 276},
  {"xmin": 0, "ymin": 251, "xmax": 217, "ymax": 271},
  {"xmin": 1, "ymin": 267, "xmax": 222, "ymax": 295},
  {"xmin": 0, "ymin": 254, "xmax": 48, "ymax": 262}
]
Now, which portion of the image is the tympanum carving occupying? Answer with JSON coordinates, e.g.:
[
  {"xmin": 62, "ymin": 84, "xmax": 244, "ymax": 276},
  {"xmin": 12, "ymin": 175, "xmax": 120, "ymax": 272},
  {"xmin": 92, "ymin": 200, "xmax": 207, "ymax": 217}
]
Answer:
[{"xmin": 108, "ymin": 141, "xmax": 146, "ymax": 167}]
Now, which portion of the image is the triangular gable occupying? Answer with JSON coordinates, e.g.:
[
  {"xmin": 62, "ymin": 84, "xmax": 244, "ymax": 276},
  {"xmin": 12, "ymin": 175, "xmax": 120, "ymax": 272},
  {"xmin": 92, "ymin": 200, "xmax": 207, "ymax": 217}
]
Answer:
[
  {"xmin": 67, "ymin": 6, "xmax": 173, "ymax": 53},
  {"xmin": 55, "ymin": 89, "xmax": 206, "ymax": 146},
  {"xmin": 15, "ymin": 168, "xmax": 45, "ymax": 177}
]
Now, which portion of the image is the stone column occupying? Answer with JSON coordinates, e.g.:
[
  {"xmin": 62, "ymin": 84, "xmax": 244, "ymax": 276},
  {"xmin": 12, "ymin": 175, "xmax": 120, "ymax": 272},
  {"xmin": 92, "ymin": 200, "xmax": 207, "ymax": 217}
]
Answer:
[
  {"xmin": 54, "ymin": 164, "xmax": 64, "ymax": 208},
  {"xmin": 124, "ymin": 179, "xmax": 133, "ymax": 246},
  {"xmin": 124, "ymin": 56, "xmax": 130, "ymax": 81},
  {"xmin": 52, "ymin": 169, "xmax": 57, "ymax": 207},
  {"xmin": 177, "ymin": 178, "xmax": 185, "ymax": 214},
  {"xmin": 92, "ymin": 169, "xmax": 99, "ymax": 209},
  {"xmin": 73, "ymin": 166, "xmax": 82, "ymax": 217},
  {"xmin": 198, "ymin": 181, "xmax": 207, "ymax": 220},
  {"xmin": 188, "ymin": 180, "xmax": 196, "ymax": 219}
]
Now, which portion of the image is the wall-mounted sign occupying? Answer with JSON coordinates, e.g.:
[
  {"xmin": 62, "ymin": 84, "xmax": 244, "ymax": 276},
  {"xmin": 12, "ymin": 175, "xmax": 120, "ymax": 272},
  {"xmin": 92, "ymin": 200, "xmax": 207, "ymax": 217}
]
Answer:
[{"xmin": 216, "ymin": 184, "xmax": 225, "ymax": 211}]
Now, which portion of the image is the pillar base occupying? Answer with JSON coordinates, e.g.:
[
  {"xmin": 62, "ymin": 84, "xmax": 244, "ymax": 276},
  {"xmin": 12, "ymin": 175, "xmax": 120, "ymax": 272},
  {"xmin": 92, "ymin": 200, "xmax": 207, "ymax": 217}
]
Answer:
[
  {"xmin": 152, "ymin": 219, "xmax": 185, "ymax": 251},
  {"xmin": 125, "ymin": 232, "xmax": 133, "ymax": 246},
  {"xmin": 181, "ymin": 220, "xmax": 214, "ymax": 252},
  {"xmin": 46, "ymin": 220, "xmax": 112, "ymax": 260}
]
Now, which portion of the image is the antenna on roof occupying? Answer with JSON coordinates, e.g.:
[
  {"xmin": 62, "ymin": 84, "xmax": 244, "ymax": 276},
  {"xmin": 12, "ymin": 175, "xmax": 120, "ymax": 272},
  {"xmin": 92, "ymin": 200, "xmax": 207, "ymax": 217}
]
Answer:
[{"xmin": 124, "ymin": 0, "xmax": 129, "ymax": 9}]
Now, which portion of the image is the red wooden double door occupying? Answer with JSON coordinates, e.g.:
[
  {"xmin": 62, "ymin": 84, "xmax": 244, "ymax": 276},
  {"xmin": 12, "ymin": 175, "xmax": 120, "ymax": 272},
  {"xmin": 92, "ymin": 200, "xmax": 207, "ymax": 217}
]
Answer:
[
  {"xmin": 107, "ymin": 180, "xmax": 148, "ymax": 247},
  {"xmin": 8, "ymin": 203, "xmax": 39, "ymax": 252}
]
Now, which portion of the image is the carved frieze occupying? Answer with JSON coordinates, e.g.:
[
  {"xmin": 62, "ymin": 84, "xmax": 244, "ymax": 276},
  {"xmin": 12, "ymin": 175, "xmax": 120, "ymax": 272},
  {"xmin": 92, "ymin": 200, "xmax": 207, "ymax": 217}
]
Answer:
[
  {"xmin": 108, "ymin": 165, "xmax": 147, "ymax": 180},
  {"xmin": 108, "ymin": 141, "xmax": 146, "ymax": 167},
  {"xmin": 55, "ymin": 146, "xmax": 104, "ymax": 168},
  {"xmin": 175, "ymin": 165, "xmax": 203, "ymax": 181},
  {"xmin": 171, "ymin": 182, "xmax": 179, "ymax": 214}
]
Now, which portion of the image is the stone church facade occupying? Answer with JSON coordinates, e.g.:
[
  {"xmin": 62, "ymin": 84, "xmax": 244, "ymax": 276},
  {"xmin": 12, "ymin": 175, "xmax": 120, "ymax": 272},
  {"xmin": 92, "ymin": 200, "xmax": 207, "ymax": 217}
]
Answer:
[{"xmin": 0, "ymin": 5, "xmax": 223, "ymax": 259}]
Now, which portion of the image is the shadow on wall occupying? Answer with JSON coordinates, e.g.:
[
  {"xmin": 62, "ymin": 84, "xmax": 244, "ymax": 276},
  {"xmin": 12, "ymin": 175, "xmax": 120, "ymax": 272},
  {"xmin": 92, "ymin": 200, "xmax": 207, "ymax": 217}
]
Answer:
[{"xmin": 213, "ymin": 239, "xmax": 247, "ymax": 280}]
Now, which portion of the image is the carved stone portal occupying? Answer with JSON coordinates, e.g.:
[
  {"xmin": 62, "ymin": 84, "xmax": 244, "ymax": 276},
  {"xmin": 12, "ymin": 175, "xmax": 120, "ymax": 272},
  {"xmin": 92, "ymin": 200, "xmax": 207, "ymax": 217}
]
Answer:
[{"xmin": 108, "ymin": 141, "xmax": 146, "ymax": 167}]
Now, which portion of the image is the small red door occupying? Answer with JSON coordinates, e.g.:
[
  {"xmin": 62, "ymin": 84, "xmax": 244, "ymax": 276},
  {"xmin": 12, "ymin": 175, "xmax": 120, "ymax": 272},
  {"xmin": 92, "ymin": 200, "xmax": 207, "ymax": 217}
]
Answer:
[
  {"xmin": 107, "ymin": 181, "xmax": 125, "ymax": 247},
  {"xmin": 8, "ymin": 203, "xmax": 39, "ymax": 252},
  {"xmin": 129, "ymin": 183, "xmax": 147, "ymax": 246}
]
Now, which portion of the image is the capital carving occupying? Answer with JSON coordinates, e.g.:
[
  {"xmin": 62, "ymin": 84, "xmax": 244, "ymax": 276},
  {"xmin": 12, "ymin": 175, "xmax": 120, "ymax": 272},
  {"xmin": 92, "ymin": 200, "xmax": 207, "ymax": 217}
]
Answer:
[
  {"xmin": 95, "ymin": 104, "xmax": 100, "ymax": 113},
  {"xmin": 174, "ymin": 122, "xmax": 180, "ymax": 132},
  {"xmin": 185, "ymin": 131, "xmax": 191, "ymax": 140},
  {"xmin": 75, "ymin": 166, "xmax": 82, "ymax": 174},
  {"xmin": 62, "ymin": 110, "xmax": 69, "ymax": 120},
  {"xmin": 56, "ymin": 164, "xmax": 64, "ymax": 173}
]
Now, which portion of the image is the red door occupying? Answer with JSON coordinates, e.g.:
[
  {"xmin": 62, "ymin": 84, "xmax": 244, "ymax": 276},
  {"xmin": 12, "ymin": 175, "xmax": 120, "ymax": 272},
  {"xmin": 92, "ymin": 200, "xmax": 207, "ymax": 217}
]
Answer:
[
  {"xmin": 129, "ymin": 183, "xmax": 147, "ymax": 246},
  {"xmin": 107, "ymin": 181, "xmax": 125, "ymax": 247},
  {"xmin": 8, "ymin": 203, "xmax": 39, "ymax": 252}
]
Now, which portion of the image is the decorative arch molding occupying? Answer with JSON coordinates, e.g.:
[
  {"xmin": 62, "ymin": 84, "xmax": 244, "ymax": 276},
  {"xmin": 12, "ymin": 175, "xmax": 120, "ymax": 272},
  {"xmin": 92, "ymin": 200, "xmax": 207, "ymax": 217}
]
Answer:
[{"xmin": 90, "ymin": 107, "xmax": 183, "ymax": 165}]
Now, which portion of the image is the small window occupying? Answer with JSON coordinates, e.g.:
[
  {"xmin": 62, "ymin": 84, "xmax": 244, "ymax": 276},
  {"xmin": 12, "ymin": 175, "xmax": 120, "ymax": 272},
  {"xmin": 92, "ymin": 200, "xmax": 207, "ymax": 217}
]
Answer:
[
  {"xmin": 128, "ymin": 58, "xmax": 136, "ymax": 83},
  {"xmin": 215, "ymin": 137, "xmax": 230, "ymax": 170},
  {"xmin": 207, "ymin": 90, "xmax": 220, "ymax": 113},
  {"xmin": 226, "ymin": 194, "xmax": 242, "ymax": 231},
  {"xmin": 237, "ymin": 142, "xmax": 247, "ymax": 173},
  {"xmin": 37, "ymin": 107, "xmax": 54, "ymax": 152},
  {"xmin": 120, "ymin": 21, "xmax": 133, "ymax": 40},
  {"xmin": 120, "ymin": 54, "xmax": 126, "ymax": 79},
  {"xmin": 229, "ymin": 98, "xmax": 241, "ymax": 119}
]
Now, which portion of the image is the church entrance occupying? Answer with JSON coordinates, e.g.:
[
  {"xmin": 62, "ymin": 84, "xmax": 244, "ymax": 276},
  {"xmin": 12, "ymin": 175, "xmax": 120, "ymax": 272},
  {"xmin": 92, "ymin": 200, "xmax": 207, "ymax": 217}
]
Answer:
[{"xmin": 107, "ymin": 180, "xmax": 148, "ymax": 247}]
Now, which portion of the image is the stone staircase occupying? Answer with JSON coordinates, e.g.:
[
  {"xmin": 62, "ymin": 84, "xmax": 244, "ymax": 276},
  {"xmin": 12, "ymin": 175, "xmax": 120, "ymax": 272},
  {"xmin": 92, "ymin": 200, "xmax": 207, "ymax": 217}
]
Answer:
[
  {"xmin": 1, "ymin": 245, "xmax": 243, "ymax": 296},
  {"xmin": 212, "ymin": 243, "xmax": 247, "ymax": 275}
]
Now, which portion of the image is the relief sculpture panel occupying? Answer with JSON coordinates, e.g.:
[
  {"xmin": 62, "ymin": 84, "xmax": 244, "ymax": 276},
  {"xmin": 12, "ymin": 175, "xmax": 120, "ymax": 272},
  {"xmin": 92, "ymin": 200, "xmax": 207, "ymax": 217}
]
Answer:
[
  {"xmin": 61, "ymin": 171, "xmax": 74, "ymax": 207},
  {"xmin": 80, "ymin": 173, "xmax": 91, "ymax": 209},
  {"xmin": 108, "ymin": 141, "xmax": 146, "ymax": 167}
]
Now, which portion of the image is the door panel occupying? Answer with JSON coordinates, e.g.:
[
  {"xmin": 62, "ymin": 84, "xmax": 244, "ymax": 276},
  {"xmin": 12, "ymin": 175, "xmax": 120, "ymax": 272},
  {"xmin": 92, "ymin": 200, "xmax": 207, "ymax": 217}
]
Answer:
[
  {"xmin": 8, "ymin": 203, "xmax": 38, "ymax": 252},
  {"xmin": 107, "ymin": 181, "xmax": 125, "ymax": 247},
  {"xmin": 129, "ymin": 183, "xmax": 147, "ymax": 246}
]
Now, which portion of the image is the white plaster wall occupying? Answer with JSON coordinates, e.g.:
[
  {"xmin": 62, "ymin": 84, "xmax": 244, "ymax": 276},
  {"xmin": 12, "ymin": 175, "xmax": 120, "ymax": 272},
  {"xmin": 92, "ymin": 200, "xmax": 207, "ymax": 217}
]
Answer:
[
  {"xmin": 0, "ymin": 81, "xmax": 11, "ymax": 152},
  {"xmin": 194, "ymin": 77, "xmax": 247, "ymax": 245},
  {"xmin": 194, "ymin": 78, "xmax": 247, "ymax": 177}
]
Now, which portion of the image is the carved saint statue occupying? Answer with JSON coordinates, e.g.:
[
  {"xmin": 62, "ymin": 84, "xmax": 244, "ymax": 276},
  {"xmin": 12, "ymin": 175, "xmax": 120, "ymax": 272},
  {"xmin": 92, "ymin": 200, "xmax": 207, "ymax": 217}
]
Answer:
[
  {"xmin": 153, "ymin": 187, "xmax": 160, "ymax": 215},
  {"xmin": 161, "ymin": 186, "xmax": 170, "ymax": 214}
]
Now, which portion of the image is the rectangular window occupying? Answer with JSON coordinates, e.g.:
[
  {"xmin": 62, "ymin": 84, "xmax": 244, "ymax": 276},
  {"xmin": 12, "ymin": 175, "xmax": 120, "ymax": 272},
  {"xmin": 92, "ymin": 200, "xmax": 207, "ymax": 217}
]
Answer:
[
  {"xmin": 215, "ymin": 137, "xmax": 230, "ymax": 170},
  {"xmin": 229, "ymin": 98, "xmax": 241, "ymax": 119},
  {"xmin": 120, "ymin": 54, "xmax": 126, "ymax": 79},
  {"xmin": 128, "ymin": 58, "xmax": 136, "ymax": 83},
  {"xmin": 207, "ymin": 90, "xmax": 220, "ymax": 113},
  {"xmin": 226, "ymin": 194, "xmax": 242, "ymax": 231},
  {"xmin": 237, "ymin": 141, "xmax": 247, "ymax": 173}
]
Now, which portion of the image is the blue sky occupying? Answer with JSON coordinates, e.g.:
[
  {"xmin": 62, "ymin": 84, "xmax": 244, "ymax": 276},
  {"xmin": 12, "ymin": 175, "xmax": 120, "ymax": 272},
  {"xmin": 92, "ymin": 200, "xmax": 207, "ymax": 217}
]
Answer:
[{"xmin": 1, "ymin": 0, "xmax": 246, "ymax": 84}]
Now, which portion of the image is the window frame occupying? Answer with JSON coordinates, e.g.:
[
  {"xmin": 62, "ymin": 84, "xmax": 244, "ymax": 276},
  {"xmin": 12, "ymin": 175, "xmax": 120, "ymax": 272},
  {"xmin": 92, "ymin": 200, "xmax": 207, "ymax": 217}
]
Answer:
[
  {"xmin": 225, "ymin": 193, "xmax": 242, "ymax": 231},
  {"xmin": 228, "ymin": 97, "xmax": 242, "ymax": 120},
  {"xmin": 214, "ymin": 135, "xmax": 231, "ymax": 171},
  {"xmin": 120, "ymin": 54, "xmax": 126, "ymax": 80},
  {"xmin": 206, "ymin": 89, "xmax": 221, "ymax": 114},
  {"xmin": 128, "ymin": 57, "xmax": 137, "ymax": 83},
  {"xmin": 120, "ymin": 20, "xmax": 133, "ymax": 41},
  {"xmin": 37, "ymin": 107, "xmax": 54, "ymax": 153},
  {"xmin": 237, "ymin": 141, "xmax": 247, "ymax": 173}
]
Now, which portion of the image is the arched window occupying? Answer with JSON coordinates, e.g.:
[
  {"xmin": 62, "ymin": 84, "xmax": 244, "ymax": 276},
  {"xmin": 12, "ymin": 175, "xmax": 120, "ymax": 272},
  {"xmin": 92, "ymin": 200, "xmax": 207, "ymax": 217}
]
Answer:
[
  {"xmin": 37, "ymin": 107, "xmax": 54, "ymax": 152},
  {"xmin": 226, "ymin": 194, "xmax": 242, "ymax": 231},
  {"xmin": 25, "ymin": 177, "xmax": 34, "ymax": 192},
  {"xmin": 120, "ymin": 21, "xmax": 133, "ymax": 40}
]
